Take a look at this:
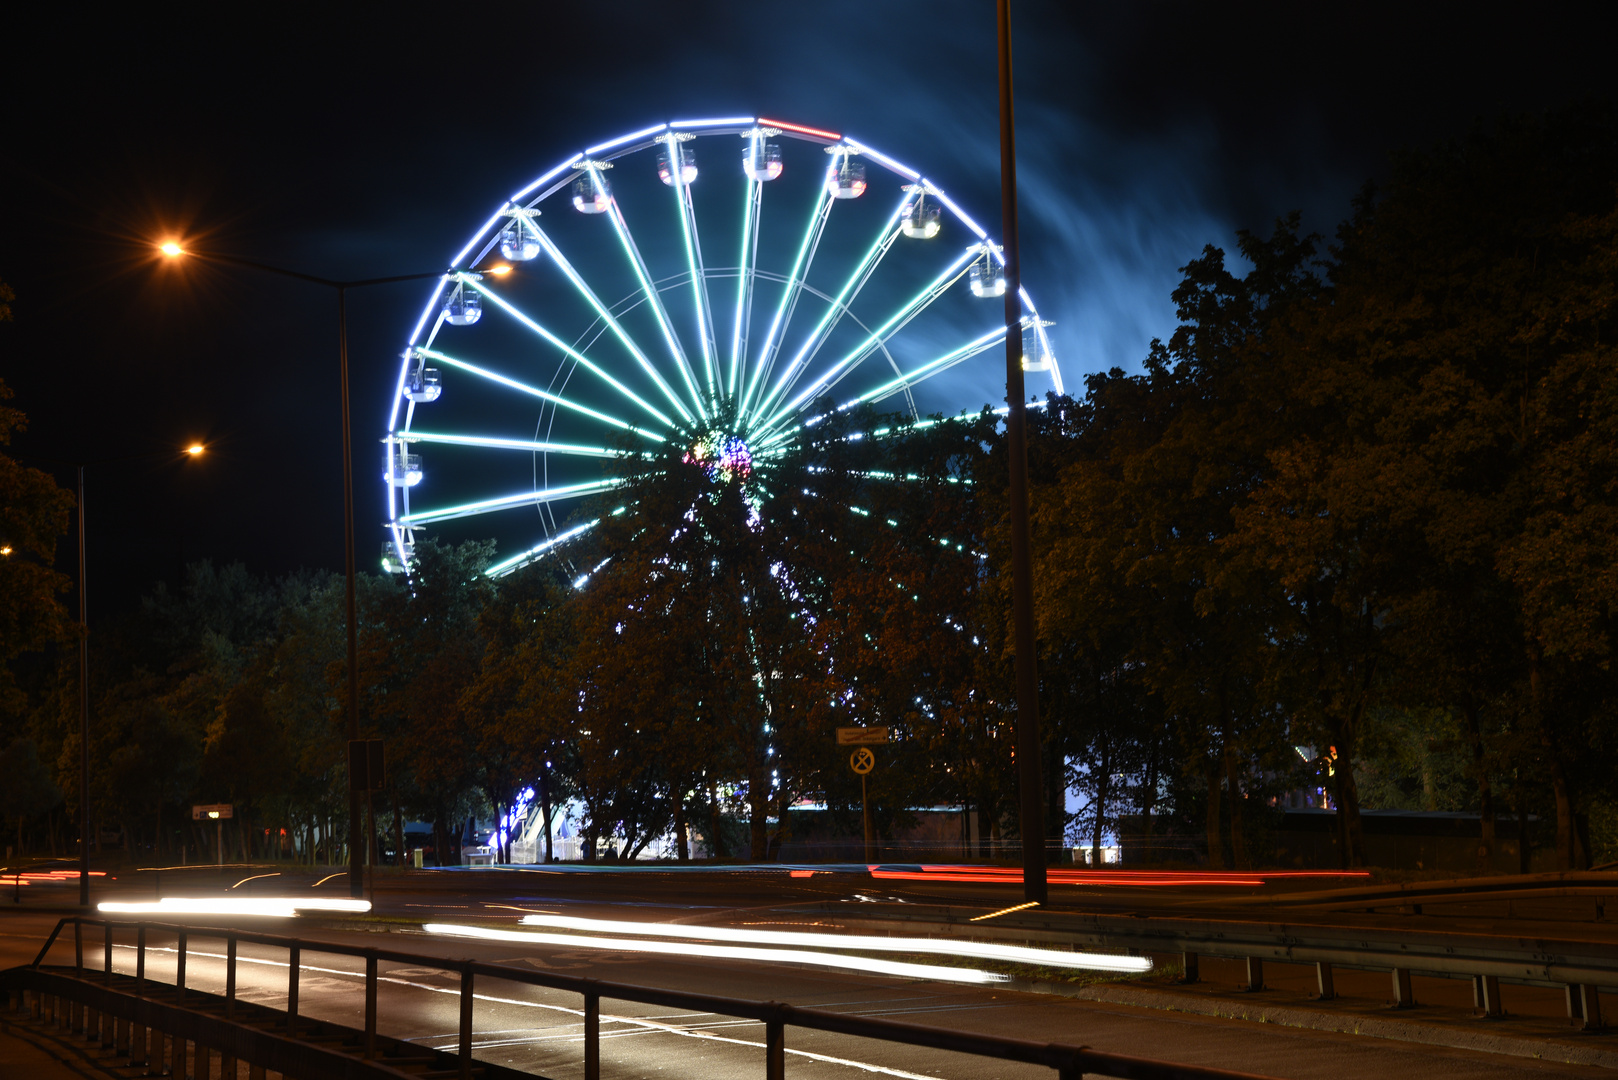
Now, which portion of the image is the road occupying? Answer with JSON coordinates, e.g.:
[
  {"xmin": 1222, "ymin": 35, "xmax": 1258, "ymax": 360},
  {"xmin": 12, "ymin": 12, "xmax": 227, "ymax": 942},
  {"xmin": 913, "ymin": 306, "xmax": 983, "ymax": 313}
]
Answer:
[{"xmin": 5, "ymin": 864, "xmax": 1616, "ymax": 1079}]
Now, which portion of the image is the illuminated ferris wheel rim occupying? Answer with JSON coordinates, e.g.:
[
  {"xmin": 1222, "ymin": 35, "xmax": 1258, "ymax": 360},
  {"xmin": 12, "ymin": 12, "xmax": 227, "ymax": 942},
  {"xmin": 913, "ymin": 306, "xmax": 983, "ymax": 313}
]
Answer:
[{"xmin": 383, "ymin": 114, "xmax": 1064, "ymax": 578}]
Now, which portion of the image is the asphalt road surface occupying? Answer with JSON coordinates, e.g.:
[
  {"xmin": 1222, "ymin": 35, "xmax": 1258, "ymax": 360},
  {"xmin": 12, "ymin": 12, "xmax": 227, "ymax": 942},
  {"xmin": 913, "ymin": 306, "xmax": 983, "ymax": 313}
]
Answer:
[{"xmin": 4, "ymin": 876, "xmax": 1613, "ymax": 1080}]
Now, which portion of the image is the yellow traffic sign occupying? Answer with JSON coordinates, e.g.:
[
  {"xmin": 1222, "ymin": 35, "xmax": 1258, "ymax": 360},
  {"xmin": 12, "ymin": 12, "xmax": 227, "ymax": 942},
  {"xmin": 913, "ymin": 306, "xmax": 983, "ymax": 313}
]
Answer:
[{"xmin": 850, "ymin": 747, "xmax": 876, "ymax": 774}]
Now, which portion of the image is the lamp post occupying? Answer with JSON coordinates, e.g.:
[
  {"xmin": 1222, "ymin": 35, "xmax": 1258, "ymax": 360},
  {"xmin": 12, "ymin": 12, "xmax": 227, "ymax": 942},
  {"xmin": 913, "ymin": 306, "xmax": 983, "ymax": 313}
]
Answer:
[
  {"xmin": 996, "ymin": 0, "xmax": 1048, "ymax": 904},
  {"xmin": 48, "ymin": 445, "xmax": 207, "ymax": 906},
  {"xmin": 158, "ymin": 244, "xmax": 470, "ymax": 897}
]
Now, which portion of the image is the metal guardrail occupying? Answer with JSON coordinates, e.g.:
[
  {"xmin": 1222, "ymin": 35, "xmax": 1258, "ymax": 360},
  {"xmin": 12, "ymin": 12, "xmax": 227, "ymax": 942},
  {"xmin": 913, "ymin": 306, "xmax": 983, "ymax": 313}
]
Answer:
[
  {"xmin": 816, "ymin": 906, "xmax": 1615, "ymax": 1027},
  {"xmin": 10, "ymin": 916, "xmax": 1282, "ymax": 1080}
]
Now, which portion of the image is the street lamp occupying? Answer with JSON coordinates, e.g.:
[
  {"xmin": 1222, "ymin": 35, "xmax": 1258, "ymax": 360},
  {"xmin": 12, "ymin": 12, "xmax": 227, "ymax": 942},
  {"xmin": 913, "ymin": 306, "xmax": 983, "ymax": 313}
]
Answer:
[
  {"xmin": 995, "ymin": 0, "xmax": 1048, "ymax": 904},
  {"xmin": 48, "ymin": 445, "xmax": 206, "ymax": 906},
  {"xmin": 158, "ymin": 241, "xmax": 468, "ymax": 897}
]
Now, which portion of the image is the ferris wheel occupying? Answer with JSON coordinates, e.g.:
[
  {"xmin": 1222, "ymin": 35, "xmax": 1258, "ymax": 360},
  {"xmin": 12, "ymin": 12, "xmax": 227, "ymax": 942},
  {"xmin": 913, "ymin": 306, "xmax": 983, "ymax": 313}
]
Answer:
[{"xmin": 382, "ymin": 116, "xmax": 1066, "ymax": 577}]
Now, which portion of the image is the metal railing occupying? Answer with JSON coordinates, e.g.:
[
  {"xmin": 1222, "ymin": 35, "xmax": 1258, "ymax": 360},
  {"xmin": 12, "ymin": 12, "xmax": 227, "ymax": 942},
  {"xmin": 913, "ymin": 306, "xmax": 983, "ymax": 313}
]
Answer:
[
  {"xmin": 13, "ymin": 915, "xmax": 1281, "ymax": 1080},
  {"xmin": 818, "ymin": 903, "xmax": 1616, "ymax": 1027}
]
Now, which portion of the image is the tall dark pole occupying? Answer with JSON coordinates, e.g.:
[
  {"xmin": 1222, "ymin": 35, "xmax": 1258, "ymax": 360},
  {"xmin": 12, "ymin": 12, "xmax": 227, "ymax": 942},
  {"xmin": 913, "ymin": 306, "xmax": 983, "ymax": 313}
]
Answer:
[
  {"xmin": 77, "ymin": 466, "xmax": 90, "ymax": 907},
  {"xmin": 997, "ymin": 0, "xmax": 1048, "ymax": 905},
  {"xmin": 339, "ymin": 286, "xmax": 364, "ymax": 900}
]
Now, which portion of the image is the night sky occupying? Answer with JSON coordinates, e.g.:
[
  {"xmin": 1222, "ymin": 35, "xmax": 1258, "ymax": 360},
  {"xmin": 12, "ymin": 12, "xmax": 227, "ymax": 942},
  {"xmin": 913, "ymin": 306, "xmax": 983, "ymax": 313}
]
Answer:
[{"xmin": 1, "ymin": 3, "xmax": 1609, "ymax": 613}]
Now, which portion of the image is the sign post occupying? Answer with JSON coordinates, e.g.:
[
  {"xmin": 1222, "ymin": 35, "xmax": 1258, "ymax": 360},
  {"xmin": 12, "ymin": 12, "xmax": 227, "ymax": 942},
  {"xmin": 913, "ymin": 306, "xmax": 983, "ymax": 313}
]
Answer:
[
  {"xmin": 838, "ymin": 729, "xmax": 889, "ymax": 864},
  {"xmin": 191, "ymin": 804, "xmax": 233, "ymax": 867}
]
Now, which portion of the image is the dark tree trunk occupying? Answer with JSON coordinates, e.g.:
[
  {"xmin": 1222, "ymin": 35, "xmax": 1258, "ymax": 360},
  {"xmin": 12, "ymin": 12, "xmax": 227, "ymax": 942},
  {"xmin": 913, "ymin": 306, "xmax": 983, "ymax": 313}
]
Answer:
[
  {"xmin": 1517, "ymin": 790, "xmax": 1531, "ymax": 874},
  {"xmin": 1463, "ymin": 704, "xmax": 1495, "ymax": 872},
  {"xmin": 673, "ymin": 781, "xmax": 689, "ymax": 862},
  {"xmin": 1224, "ymin": 739, "xmax": 1247, "ymax": 870},
  {"xmin": 1203, "ymin": 759, "xmax": 1224, "ymax": 870},
  {"xmin": 538, "ymin": 766, "xmax": 554, "ymax": 864},
  {"xmin": 708, "ymin": 781, "xmax": 728, "ymax": 859},
  {"xmin": 392, "ymin": 795, "xmax": 405, "ymax": 868}
]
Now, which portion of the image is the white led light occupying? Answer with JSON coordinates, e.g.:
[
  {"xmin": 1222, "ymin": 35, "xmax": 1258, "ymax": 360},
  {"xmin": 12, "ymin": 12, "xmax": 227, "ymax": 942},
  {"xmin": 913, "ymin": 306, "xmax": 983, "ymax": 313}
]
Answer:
[
  {"xmin": 587, "ymin": 123, "xmax": 669, "ymax": 156},
  {"xmin": 425, "ymin": 923, "xmax": 1009, "ymax": 983}
]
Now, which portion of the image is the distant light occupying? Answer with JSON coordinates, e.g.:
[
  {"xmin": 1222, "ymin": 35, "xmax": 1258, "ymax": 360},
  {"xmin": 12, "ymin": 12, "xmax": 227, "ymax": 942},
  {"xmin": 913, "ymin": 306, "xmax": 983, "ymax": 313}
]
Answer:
[
  {"xmin": 207, "ymin": 811, "xmax": 220, "ymax": 819},
  {"xmin": 0, "ymin": 546, "xmax": 11, "ymax": 557},
  {"xmin": 186, "ymin": 444, "xmax": 205, "ymax": 456},
  {"xmin": 160, "ymin": 242, "xmax": 185, "ymax": 257},
  {"xmin": 486, "ymin": 265, "xmax": 513, "ymax": 276}
]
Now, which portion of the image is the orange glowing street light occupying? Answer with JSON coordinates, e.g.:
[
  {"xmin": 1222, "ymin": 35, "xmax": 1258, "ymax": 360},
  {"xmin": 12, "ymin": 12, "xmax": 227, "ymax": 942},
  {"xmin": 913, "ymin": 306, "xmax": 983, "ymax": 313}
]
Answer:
[
  {"xmin": 154, "ymin": 237, "xmax": 488, "ymax": 898},
  {"xmin": 186, "ymin": 444, "xmax": 205, "ymax": 456}
]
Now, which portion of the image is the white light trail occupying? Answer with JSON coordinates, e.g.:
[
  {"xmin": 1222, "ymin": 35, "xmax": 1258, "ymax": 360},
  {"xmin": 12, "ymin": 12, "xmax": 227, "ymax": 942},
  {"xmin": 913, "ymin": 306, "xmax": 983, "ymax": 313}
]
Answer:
[
  {"xmin": 587, "ymin": 123, "xmax": 669, "ymax": 156},
  {"xmin": 467, "ymin": 278, "xmax": 679, "ymax": 429},
  {"xmin": 486, "ymin": 521, "xmax": 598, "ymax": 578},
  {"xmin": 517, "ymin": 914, "xmax": 1148, "ymax": 973},
  {"xmin": 418, "ymin": 348, "xmax": 664, "ymax": 441},
  {"xmin": 98, "ymin": 897, "xmax": 371, "ymax": 918},
  {"xmin": 425, "ymin": 923, "xmax": 1007, "ymax": 984},
  {"xmin": 400, "ymin": 478, "xmax": 622, "ymax": 527},
  {"xmin": 396, "ymin": 431, "xmax": 625, "ymax": 458}
]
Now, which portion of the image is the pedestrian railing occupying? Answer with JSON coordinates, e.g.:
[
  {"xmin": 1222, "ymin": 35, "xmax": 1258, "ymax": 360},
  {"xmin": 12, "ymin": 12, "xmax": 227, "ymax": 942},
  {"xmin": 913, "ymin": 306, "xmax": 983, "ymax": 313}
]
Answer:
[{"xmin": 6, "ymin": 915, "xmax": 1280, "ymax": 1080}]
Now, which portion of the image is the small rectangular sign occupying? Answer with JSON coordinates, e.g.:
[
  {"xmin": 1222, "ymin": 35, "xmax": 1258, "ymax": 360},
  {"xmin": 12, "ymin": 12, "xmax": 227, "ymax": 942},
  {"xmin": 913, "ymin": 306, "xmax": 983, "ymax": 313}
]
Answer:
[
  {"xmin": 836, "ymin": 726, "xmax": 889, "ymax": 745},
  {"xmin": 191, "ymin": 804, "xmax": 233, "ymax": 820}
]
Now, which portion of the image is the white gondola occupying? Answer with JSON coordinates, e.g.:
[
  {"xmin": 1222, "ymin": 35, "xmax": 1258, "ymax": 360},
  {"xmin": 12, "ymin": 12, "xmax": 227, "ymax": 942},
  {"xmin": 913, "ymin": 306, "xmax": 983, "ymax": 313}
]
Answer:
[
  {"xmin": 657, "ymin": 144, "xmax": 698, "ymax": 186},
  {"xmin": 744, "ymin": 140, "xmax": 783, "ymax": 182},
  {"xmin": 572, "ymin": 173, "xmax": 611, "ymax": 214},
  {"xmin": 1021, "ymin": 319, "xmax": 1055, "ymax": 371},
  {"xmin": 825, "ymin": 157, "xmax": 867, "ymax": 199},
  {"xmin": 381, "ymin": 536, "xmax": 415, "ymax": 574},
  {"xmin": 442, "ymin": 281, "xmax": 481, "ymax": 325},
  {"xmin": 969, "ymin": 248, "xmax": 1006, "ymax": 298},
  {"xmin": 405, "ymin": 362, "xmax": 441, "ymax": 403},
  {"xmin": 901, "ymin": 189, "xmax": 940, "ymax": 239},
  {"xmin": 499, "ymin": 213, "xmax": 541, "ymax": 261},
  {"xmin": 384, "ymin": 445, "xmax": 423, "ymax": 487}
]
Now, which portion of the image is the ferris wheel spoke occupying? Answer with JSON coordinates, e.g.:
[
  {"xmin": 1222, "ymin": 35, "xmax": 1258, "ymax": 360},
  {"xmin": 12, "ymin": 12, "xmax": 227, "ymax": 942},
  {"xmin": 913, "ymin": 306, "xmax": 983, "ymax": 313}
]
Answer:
[
  {"xmin": 664, "ymin": 142, "xmax": 721, "ymax": 409},
  {"xmin": 730, "ymin": 159, "xmax": 764, "ymax": 403},
  {"xmin": 851, "ymin": 326, "xmax": 1008, "ymax": 407},
  {"xmin": 748, "ymin": 189, "xmax": 917, "ymax": 425},
  {"xmin": 520, "ymin": 217, "xmax": 697, "ymax": 426},
  {"xmin": 399, "ymin": 478, "xmax": 625, "ymax": 528},
  {"xmin": 597, "ymin": 172, "xmax": 709, "ymax": 424},
  {"xmin": 465, "ymin": 279, "xmax": 680, "ymax": 431},
  {"xmin": 738, "ymin": 177, "xmax": 837, "ymax": 423},
  {"xmin": 417, "ymin": 347, "xmax": 665, "ymax": 443},
  {"xmin": 750, "ymin": 247, "xmax": 977, "ymax": 443},
  {"xmin": 395, "ymin": 430, "xmax": 638, "ymax": 459},
  {"xmin": 485, "ymin": 519, "xmax": 600, "ymax": 578}
]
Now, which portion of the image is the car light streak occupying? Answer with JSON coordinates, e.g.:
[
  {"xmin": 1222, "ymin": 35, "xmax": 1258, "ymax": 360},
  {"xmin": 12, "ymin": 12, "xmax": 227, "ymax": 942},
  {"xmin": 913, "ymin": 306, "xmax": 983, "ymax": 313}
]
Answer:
[
  {"xmin": 97, "ymin": 896, "xmax": 371, "ymax": 917},
  {"xmin": 425, "ymin": 922, "xmax": 1008, "ymax": 984},
  {"xmin": 514, "ymin": 914, "xmax": 1150, "ymax": 973},
  {"xmin": 869, "ymin": 867, "xmax": 1265, "ymax": 886}
]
